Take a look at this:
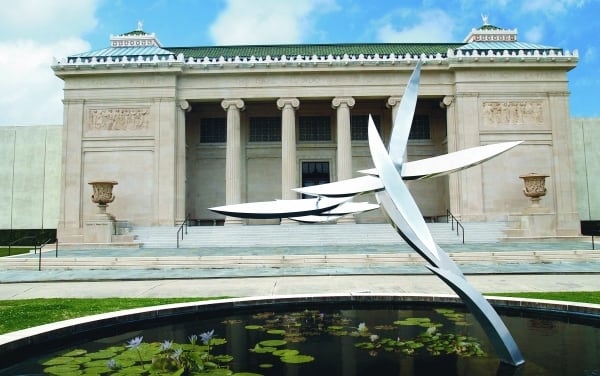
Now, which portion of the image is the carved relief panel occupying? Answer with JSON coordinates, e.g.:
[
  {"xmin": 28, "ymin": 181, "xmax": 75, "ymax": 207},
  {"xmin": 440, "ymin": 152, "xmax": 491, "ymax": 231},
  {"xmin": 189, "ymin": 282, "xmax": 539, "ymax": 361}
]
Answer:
[
  {"xmin": 482, "ymin": 100, "xmax": 545, "ymax": 128},
  {"xmin": 85, "ymin": 107, "xmax": 153, "ymax": 136}
]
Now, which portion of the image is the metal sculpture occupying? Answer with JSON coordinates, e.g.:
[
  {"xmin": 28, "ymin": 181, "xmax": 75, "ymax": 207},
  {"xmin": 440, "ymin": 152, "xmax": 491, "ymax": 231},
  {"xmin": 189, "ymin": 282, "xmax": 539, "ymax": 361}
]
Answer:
[{"xmin": 209, "ymin": 60, "xmax": 525, "ymax": 366}]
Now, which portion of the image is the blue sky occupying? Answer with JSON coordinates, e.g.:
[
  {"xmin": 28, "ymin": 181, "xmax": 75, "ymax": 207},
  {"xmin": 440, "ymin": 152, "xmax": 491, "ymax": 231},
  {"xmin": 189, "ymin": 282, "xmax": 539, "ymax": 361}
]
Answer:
[{"xmin": 0, "ymin": 0, "xmax": 597, "ymax": 125}]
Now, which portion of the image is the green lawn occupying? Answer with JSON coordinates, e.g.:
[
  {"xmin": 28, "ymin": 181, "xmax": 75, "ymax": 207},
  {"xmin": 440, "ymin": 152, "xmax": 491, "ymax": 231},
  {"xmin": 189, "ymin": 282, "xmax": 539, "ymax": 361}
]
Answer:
[
  {"xmin": 0, "ymin": 293, "xmax": 598, "ymax": 335},
  {"xmin": 0, "ymin": 247, "xmax": 30, "ymax": 257},
  {"xmin": 0, "ymin": 297, "xmax": 220, "ymax": 335}
]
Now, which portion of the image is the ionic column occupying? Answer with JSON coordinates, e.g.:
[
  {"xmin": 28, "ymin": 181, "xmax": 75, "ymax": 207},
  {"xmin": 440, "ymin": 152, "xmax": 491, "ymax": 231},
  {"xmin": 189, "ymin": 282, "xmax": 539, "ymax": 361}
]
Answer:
[
  {"xmin": 176, "ymin": 100, "xmax": 191, "ymax": 224},
  {"xmin": 441, "ymin": 95, "xmax": 460, "ymax": 217},
  {"xmin": 277, "ymin": 98, "xmax": 300, "ymax": 200},
  {"xmin": 386, "ymin": 96, "xmax": 405, "ymax": 161},
  {"xmin": 332, "ymin": 96, "xmax": 355, "ymax": 223},
  {"xmin": 332, "ymin": 96, "xmax": 355, "ymax": 182},
  {"xmin": 221, "ymin": 98, "xmax": 245, "ymax": 225}
]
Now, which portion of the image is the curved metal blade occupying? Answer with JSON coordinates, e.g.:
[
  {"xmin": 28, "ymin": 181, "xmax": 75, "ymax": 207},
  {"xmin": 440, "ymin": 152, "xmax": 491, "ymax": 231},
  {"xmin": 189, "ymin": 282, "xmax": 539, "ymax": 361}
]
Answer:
[
  {"xmin": 388, "ymin": 60, "xmax": 422, "ymax": 167},
  {"xmin": 368, "ymin": 115, "xmax": 439, "ymax": 260},
  {"xmin": 293, "ymin": 175, "xmax": 384, "ymax": 197},
  {"xmin": 209, "ymin": 196, "xmax": 349, "ymax": 219}
]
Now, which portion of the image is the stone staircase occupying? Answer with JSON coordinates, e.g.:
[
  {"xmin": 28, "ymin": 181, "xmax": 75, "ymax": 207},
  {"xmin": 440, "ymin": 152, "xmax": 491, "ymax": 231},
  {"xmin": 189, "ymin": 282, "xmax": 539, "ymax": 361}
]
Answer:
[{"xmin": 133, "ymin": 222, "xmax": 508, "ymax": 249}]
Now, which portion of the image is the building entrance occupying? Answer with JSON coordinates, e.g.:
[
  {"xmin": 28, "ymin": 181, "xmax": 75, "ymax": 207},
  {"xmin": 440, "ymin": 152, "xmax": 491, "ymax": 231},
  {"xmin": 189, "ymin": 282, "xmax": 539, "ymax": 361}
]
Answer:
[{"xmin": 301, "ymin": 161, "xmax": 330, "ymax": 197}]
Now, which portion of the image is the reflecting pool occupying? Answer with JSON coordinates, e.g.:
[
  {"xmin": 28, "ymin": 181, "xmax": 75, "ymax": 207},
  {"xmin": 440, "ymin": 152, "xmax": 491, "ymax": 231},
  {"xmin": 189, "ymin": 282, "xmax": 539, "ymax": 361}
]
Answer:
[{"xmin": 2, "ymin": 299, "xmax": 599, "ymax": 376}]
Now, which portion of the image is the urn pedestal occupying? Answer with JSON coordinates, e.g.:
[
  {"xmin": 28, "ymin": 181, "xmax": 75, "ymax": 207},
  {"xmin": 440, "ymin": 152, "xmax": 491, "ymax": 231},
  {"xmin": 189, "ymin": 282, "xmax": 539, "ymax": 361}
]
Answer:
[
  {"xmin": 506, "ymin": 173, "xmax": 555, "ymax": 238},
  {"xmin": 84, "ymin": 181, "xmax": 118, "ymax": 243}
]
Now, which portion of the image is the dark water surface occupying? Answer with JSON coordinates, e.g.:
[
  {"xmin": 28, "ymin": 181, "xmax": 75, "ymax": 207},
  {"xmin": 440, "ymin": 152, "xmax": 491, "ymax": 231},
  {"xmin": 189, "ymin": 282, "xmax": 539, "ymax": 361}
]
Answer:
[{"xmin": 2, "ymin": 304, "xmax": 599, "ymax": 375}]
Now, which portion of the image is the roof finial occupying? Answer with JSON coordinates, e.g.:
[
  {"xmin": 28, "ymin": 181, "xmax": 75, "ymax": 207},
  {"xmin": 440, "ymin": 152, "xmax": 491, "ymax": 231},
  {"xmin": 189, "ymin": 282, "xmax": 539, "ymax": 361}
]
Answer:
[
  {"xmin": 481, "ymin": 14, "xmax": 489, "ymax": 25},
  {"xmin": 137, "ymin": 20, "xmax": 143, "ymax": 31}
]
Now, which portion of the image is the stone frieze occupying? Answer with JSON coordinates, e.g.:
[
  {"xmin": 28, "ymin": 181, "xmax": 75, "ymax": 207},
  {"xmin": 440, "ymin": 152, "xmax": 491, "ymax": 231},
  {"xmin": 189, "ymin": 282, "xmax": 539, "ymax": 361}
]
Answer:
[
  {"xmin": 87, "ymin": 108, "xmax": 150, "ymax": 131},
  {"xmin": 483, "ymin": 101, "xmax": 544, "ymax": 126}
]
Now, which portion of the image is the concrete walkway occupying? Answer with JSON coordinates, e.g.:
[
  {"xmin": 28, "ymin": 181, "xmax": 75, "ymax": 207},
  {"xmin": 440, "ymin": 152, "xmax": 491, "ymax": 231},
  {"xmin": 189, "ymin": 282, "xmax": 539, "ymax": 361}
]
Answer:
[{"xmin": 1, "ymin": 228, "xmax": 598, "ymax": 299}]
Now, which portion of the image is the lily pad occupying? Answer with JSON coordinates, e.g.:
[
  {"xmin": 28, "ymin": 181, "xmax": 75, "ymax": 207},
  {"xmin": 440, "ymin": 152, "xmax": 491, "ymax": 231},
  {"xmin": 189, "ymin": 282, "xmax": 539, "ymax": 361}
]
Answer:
[
  {"xmin": 273, "ymin": 349, "xmax": 299, "ymax": 357},
  {"xmin": 259, "ymin": 363, "xmax": 274, "ymax": 368},
  {"xmin": 267, "ymin": 329, "xmax": 286, "ymax": 335},
  {"xmin": 280, "ymin": 354, "xmax": 315, "ymax": 364},
  {"xmin": 258, "ymin": 339, "xmax": 287, "ymax": 347},
  {"xmin": 63, "ymin": 349, "xmax": 88, "ymax": 357},
  {"xmin": 43, "ymin": 364, "xmax": 82, "ymax": 375},
  {"xmin": 245, "ymin": 325, "xmax": 263, "ymax": 330}
]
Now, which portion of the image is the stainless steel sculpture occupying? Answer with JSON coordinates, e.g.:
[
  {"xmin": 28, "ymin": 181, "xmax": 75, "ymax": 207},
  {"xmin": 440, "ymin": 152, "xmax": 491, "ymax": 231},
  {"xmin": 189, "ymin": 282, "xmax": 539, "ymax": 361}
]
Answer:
[{"xmin": 209, "ymin": 60, "xmax": 525, "ymax": 366}]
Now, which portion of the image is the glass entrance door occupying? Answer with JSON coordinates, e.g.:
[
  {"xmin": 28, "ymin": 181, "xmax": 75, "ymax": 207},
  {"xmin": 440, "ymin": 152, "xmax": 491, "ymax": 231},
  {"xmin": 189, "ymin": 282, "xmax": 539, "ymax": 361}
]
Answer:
[{"xmin": 301, "ymin": 161, "xmax": 330, "ymax": 197}]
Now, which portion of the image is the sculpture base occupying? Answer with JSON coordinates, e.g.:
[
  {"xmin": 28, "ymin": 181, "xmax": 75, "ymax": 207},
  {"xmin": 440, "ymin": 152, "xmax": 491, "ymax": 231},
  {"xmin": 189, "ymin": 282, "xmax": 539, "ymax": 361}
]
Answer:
[
  {"xmin": 506, "ymin": 209, "xmax": 556, "ymax": 238},
  {"xmin": 84, "ymin": 219, "xmax": 115, "ymax": 243}
]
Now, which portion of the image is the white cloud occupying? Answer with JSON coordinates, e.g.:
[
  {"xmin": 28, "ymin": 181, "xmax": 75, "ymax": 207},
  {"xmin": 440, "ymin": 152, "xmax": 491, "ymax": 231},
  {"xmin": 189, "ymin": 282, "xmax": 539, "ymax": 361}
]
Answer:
[
  {"xmin": 0, "ymin": 0, "xmax": 98, "ymax": 126},
  {"xmin": 520, "ymin": 0, "xmax": 588, "ymax": 16},
  {"xmin": 209, "ymin": 0, "xmax": 338, "ymax": 45},
  {"xmin": 0, "ymin": 0, "xmax": 99, "ymax": 42},
  {"xmin": 524, "ymin": 25, "xmax": 544, "ymax": 43},
  {"xmin": 0, "ymin": 38, "xmax": 90, "ymax": 125},
  {"xmin": 376, "ymin": 9, "xmax": 457, "ymax": 43}
]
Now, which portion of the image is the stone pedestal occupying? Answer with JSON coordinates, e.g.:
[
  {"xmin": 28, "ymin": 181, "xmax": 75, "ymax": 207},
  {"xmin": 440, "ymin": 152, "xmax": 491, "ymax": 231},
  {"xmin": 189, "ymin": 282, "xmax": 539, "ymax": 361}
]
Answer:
[
  {"xmin": 506, "ymin": 173, "xmax": 557, "ymax": 238},
  {"xmin": 84, "ymin": 219, "xmax": 115, "ymax": 243}
]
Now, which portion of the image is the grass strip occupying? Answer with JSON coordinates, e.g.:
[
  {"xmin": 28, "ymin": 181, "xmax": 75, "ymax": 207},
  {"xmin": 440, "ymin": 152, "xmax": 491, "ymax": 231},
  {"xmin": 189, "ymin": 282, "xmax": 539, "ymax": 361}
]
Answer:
[
  {"xmin": 0, "ymin": 297, "xmax": 224, "ymax": 335},
  {"xmin": 1, "ymin": 292, "xmax": 599, "ymax": 335},
  {"xmin": 488, "ymin": 291, "xmax": 600, "ymax": 305},
  {"xmin": 0, "ymin": 247, "xmax": 30, "ymax": 257}
]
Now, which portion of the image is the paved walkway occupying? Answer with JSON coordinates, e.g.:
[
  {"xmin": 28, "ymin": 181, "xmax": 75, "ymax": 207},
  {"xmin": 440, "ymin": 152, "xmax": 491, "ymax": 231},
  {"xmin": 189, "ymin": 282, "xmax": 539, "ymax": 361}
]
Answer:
[{"xmin": 1, "ymin": 238, "xmax": 598, "ymax": 300}]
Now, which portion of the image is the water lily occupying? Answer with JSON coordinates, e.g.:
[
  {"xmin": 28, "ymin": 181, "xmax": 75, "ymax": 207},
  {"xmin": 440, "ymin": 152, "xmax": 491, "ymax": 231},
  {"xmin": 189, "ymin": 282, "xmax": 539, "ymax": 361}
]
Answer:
[
  {"xmin": 126, "ymin": 336, "xmax": 143, "ymax": 349},
  {"xmin": 160, "ymin": 340, "xmax": 173, "ymax": 351},
  {"xmin": 200, "ymin": 329, "xmax": 215, "ymax": 345},
  {"xmin": 172, "ymin": 348, "xmax": 183, "ymax": 360},
  {"xmin": 370, "ymin": 334, "xmax": 379, "ymax": 342},
  {"xmin": 106, "ymin": 358, "xmax": 120, "ymax": 370},
  {"xmin": 357, "ymin": 322, "xmax": 368, "ymax": 334},
  {"xmin": 188, "ymin": 334, "xmax": 198, "ymax": 345}
]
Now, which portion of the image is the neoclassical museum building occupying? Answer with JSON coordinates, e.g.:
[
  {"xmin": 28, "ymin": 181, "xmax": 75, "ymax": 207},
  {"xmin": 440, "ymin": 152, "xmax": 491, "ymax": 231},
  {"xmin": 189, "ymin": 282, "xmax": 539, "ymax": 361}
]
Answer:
[{"xmin": 52, "ymin": 20, "xmax": 580, "ymax": 244}]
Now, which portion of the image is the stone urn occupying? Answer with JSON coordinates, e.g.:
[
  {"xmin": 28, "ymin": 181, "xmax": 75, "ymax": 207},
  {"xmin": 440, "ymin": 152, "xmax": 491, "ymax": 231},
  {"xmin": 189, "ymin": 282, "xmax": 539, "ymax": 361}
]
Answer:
[
  {"xmin": 519, "ymin": 173, "xmax": 548, "ymax": 207},
  {"xmin": 89, "ymin": 180, "xmax": 118, "ymax": 218}
]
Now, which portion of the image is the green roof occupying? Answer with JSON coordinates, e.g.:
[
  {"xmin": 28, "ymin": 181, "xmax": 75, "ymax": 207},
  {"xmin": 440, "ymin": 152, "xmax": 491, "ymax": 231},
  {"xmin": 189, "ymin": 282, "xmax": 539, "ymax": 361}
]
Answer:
[{"xmin": 165, "ymin": 43, "xmax": 463, "ymax": 59}]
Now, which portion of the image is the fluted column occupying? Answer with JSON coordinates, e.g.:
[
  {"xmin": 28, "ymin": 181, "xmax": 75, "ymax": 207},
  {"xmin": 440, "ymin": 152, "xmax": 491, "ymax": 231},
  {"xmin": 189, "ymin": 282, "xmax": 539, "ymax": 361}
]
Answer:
[
  {"xmin": 332, "ymin": 96, "xmax": 355, "ymax": 223},
  {"xmin": 277, "ymin": 98, "xmax": 300, "ymax": 200},
  {"xmin": 441, "ymin": 95, "xmax": 459, "ymax": 217},
  {"xmin": 221, "ymin": 98, "xmax": 245, "ymax": 225},
  {"xmin": 332, "ymin": 97, "xmax": 355, "ymax": 182},
  {"xmin": 386, "ymin": 96, "xmax": 404, "ymax": 161},
  {"xmin": 176, "ymin": 100, "xmax": 190, "ymax": 224}
]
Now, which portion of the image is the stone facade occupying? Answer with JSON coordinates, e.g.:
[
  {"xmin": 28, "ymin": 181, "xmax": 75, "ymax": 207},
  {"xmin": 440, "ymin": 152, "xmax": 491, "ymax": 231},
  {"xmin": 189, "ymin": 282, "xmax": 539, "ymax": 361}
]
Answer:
[{"xmin": 49, "ymin": 23, "xmax": 582, "ymax": 242}]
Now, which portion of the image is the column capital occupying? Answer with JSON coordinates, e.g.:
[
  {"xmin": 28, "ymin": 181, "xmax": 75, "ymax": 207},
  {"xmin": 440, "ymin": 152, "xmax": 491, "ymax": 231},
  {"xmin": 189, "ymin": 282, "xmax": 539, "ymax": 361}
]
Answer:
[
  {"xmin": 331, "ymin": 96, "xmax": 355, "ymax": 109},
  {"xmin": 386, "ymin": 96, "xmax": 402, "ymax": 108},
  {"xmin": 277, "ymin": 97, "xmax": 300, "ymax": 110},
  {"xmin": 221, "ymin": 98, "xmax": 245, "ymax": 111},
  {"xmin": 178, "ymin": 100, "xmax": 192, "ymax": 112},
  {"xmin": 440, "ymin": 95, "xmax": 454, "ymax": 108}
]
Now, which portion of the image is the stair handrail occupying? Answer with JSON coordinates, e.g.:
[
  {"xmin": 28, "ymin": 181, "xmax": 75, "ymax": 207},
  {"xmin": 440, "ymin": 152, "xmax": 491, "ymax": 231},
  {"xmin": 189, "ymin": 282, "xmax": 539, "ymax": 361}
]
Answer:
[
  {"xmin": 7, "ymin": 235, "xmax": 37, "ymax": 256},
  {"xmin": 176, "ymin": 214, "xmax": 191, "ymax": 248},
  {"xmin": 37, "ymin": 237, "xmax": 56, "ymax": 271},
  {"xmin": 446, "ymin": 209, "xmax": 465, "ymax": 244}
]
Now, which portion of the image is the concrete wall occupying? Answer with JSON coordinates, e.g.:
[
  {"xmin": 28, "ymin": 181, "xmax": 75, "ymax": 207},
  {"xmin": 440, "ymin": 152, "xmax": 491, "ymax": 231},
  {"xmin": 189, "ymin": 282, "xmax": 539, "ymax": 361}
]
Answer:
[
  {"xmin": 572, "ymin": 118, "xmax": 600, "ymax": 220},
  {"xmin": 0, "ymin": 125, "xmax": 62, "ymax": 230}
]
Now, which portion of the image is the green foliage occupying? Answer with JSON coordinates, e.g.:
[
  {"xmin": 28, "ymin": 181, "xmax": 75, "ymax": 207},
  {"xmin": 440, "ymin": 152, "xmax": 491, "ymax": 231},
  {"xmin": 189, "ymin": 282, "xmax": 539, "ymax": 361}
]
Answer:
[{"xmin": 0, "ymin": 298, "xmax": 223, "ymax": 335}]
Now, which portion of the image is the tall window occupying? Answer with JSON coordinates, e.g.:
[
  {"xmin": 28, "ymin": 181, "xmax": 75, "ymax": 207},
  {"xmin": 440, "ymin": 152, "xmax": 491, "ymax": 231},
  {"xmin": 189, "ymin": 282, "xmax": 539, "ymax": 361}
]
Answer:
[
  {"xmin": 351, "ymin": 115, "xmax": 381, "ymax": 140},
  {"xmin": 299, "ymin": 116, "xmax": 331, "ymax": 141},
  {"xmin": 200, "ymin": 118, "xmax": 226, "ymax": 143},
  {"xmin": 409, "ymin": 115, "xmax": 431, "ymax": 140},
  {"xmin": 249, "ymin": 117, "xmax": 281, "ymax": 142}
]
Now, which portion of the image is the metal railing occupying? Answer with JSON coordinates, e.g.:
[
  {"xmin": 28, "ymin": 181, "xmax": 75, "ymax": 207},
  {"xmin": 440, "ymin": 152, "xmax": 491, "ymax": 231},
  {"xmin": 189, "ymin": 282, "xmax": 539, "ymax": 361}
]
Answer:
[
  {"xmin": 37, "ymin": 237, "xmax": 58, "ymax": 271},
  {"xmin": 8, "ymin": 235, "xmax": 37, "ymax": 256},
  {"xmin": 176, "ymin": 214, "xmax": 191, "ymax": 248},
  {"xmin": 446, "ymin": 209, "xmax": 465, "ymax": 244}
]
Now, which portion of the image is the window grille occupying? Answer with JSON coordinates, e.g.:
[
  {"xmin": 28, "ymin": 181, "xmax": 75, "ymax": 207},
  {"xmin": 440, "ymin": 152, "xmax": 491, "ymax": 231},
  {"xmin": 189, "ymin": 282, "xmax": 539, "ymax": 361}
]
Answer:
[
  {"xmin": 200, "ymin": 118, "xmax": 226, "ymax": 143},
  {"xmin": 299, "ymin": 116, "xmax": 331, "ymax": 141},
  {"xmin": 351, "ymin": 115, "xmax": 381, "ymax": 140},
  {"xmin": 409, "ymin": 115, "xmax": 430, "ymax": 140},
  {"xmin": 249, "ymin": 117, "xmax": 281, "ymax": 142}
]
